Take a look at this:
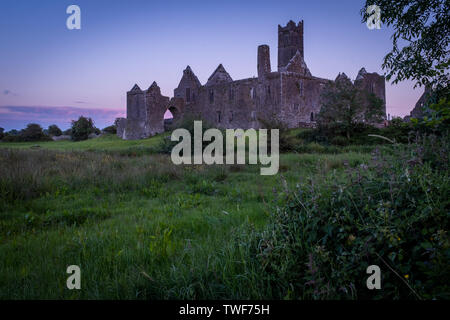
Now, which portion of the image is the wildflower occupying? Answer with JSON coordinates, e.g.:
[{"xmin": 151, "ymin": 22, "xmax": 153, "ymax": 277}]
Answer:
[{"xmin": 404, "ymin": 274, "xmax": 409, "ymax": 279}]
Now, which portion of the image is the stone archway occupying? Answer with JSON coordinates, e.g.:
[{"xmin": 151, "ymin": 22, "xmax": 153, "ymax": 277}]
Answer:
[{"xmin": 164, "ymin": 97, "xmax": 185, "ymax": 130}]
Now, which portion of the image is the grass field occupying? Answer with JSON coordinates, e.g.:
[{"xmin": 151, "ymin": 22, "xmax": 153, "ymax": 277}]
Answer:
[{"xmin": 0, "ymin": 134, "xmax": 399, "ymax": 298}]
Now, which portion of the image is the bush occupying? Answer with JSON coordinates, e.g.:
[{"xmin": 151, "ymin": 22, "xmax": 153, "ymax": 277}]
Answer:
[
  {"xmin": 156, "ymin": 115, "xmax": 215, "ymax": 154},
  {"xmin": 1, "ymin": 135, "xmax": 22, "ymax": 142},
  {"xmin": 48, "ymin": 124, "xmax": 62, "ymax": 137},
  {"xmin": 102, "ymin": 125, "xmax": 117, "ymax": 134},
  {"xmin": 20, "ymin": 123, "xmax": 51, "ymax": 142},
  {"xmin": 330, "ymin": 135, "xmax": 349, "ymax": 146},
  {"xmin": 258, "ymin": 115, "xmax": 298, "ymax": 152},
  {"xmin": 299, "ymin": 121, "xmax": 415, "ymax": 146},
  {"xmin": 62, "ymin": 128, "xmax": 72, "ymax": 136},
  {"xmin": 253, "ymin": 135, "xmax": 449, "ymax": 299},
  {"xmin": 70, "ymin": 116, "xmax": 96, "ymax": 141}
]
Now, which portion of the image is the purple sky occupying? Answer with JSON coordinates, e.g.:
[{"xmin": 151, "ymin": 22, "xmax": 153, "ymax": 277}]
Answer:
[{"xmin": 0, "ymin": 0, "xmax": 423, "ymax": 131}]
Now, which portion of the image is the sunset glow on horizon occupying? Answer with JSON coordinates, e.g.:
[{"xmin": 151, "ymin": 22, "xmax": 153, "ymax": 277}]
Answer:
[{"xmin": 0, "ymin": 0, "xmax": 424, "ymax": 131}]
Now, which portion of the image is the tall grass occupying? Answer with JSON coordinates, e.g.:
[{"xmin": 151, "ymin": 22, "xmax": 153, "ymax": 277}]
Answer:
[{"xmin": 2, "ymin": 132, "xmax": 443, "ymax": 299}]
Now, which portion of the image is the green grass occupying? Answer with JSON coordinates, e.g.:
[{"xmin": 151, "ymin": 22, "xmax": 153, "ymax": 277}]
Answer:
[
  {"xmin": 0, "ymin": 133, "xmax": 168, "ymax": 152},
  {"xmin": 0, "ymin": 133, "xmax": 375, "ymax": 299}
]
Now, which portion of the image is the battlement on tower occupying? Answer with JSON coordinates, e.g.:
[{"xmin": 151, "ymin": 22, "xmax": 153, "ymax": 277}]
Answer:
[{"xmin": 278, "ymin": 20, "xmax": 304, "ymax": 70}]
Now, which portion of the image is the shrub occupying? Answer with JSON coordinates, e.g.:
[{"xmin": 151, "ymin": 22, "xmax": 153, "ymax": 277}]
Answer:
[
  {"xmin": 102, "ymin": 125, "xmax": 117, "ymax": 134},
  {"xmin": 1, "ymin": 135, "xmax": 22, "ymax": 142},
  {"xmin": 299, "ymin": 121, "xmax": 414, "ymax": 146},
  {"xmin": 330, "ymin": 135, "xmax": 349, "ymax": 146},
  {"xmin": 258, "ymin": 115, "xmax": 298, "ymax": 152},
  {"xmin": 20, "ymin": 123, "xmax": 51, "ymax": 142},
  {"xmin": 48, "ymin": 124, "xmax": 62, "ymax": 137},
  {"xmin": 70, "ymin": 116, "xmax": 96, "ymax": 141},
  {"xmin": 253, "ymin": 135, "xmax": 450, "ymax": 299},
  {"xmin": 156, "ymin": 115, "xmax": 215, "ymax": 154},
  {"xmin": 317, "ymin": 76, "xmax": 385, "ymax": 139}
]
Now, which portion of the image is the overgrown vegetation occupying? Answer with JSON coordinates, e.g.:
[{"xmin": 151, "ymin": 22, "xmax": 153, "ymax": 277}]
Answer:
[
  {"xmin": 317, "ymin": 75, "xmax": 385, "ymax": 140},
  {"xmin": 48, "ymin": 124, "xmax": 62, "ymax": 137},
  {"xmin": 1, "ymin": 123, "xmax": 52, "ymax": 142},
  {"xmin": 251, "ymin": 134, "xmax": 449, "ymax": 299},
  {"xmin": 70, "ymin": 116, "xmax": 99, "ymax": 141},
  {"xmin": 0, "ymin": 130, "xmax": 448, "ymax": 299}
]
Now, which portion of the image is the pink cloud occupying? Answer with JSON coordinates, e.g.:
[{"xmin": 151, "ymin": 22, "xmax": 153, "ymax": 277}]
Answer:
[{"xmin": 0, "ymin": 105, "xmax": 126, "ymax": 130}]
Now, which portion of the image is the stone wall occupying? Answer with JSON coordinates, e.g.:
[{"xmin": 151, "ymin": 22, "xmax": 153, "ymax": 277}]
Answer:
[
  {"xmin": 278, "ymin": 20, "xmax": 304, "ymax": 70},
  {"xmin": 118, "ymin": 19, "xmax": 386, "ymax": 140}
]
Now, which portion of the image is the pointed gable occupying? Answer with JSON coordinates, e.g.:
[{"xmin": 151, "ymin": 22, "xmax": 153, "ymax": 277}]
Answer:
[
  {"xmin": 280, "ymin": 50, "xmax": 311, "ymax": 76},
  {"xmin": 356, "ymin": 67, "xmax": 367, "ymax": 81},
  {"xmin": 206, "ymin": 64, "xmax": 233, "ymax": 86},
  {"xmin": 335, "ymin": 72, "xmax": 353, "ymax": 87},
  {"xmin": 177, "ymin": 65, "xmax": 202, "ymax": 88},
  {"xmin": 147, "ymin": 81, "xmax": 161, "ymax": 95},
  {"xmin": 130, "ymin": 84, "xmax": 142, "ymax": 92}
]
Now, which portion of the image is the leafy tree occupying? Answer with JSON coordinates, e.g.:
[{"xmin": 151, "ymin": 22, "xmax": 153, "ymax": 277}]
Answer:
[
  {"xmin": 7, "ymin": 129, "xmax": 19, "ymax": 136},
  {"xmin": 318, "ymin": 75, "xmax": 385, "ymax": 139},
  {"xmin": 48, "ymin": 124, "xmax": 62, "ymax": 137},
  {"xmin": 70, "ymin": 116, "xmax": 96, "ymax": 141},
  {"xmin": 0, "ymin": 127, "xmax": 4, "ymax": 140},
  {"xmin": 20, "ymin": 123, "xmax": 47, "ymax": 142},
  {"xmin": 361, "ymin": 0, "xmax": 449, "ymax": 100}
]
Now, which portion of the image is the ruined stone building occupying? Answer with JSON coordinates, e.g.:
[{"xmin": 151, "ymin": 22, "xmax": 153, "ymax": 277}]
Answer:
[{"xmin": 117, "ymin": 20, "xmax": 386, "ymax": 140}]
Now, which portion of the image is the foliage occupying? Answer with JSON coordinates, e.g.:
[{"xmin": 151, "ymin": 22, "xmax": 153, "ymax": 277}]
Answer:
[
  {"xmin": 318, "ymin": 77, "xmax": 385, "ymax": 139},
  {"xmin": 70, "ymin": 116, "xmax": 96, "ymax": 141},
  {"xmin": 254, "ymin": 134, "xmax": 450, "ymax": 299},
  {"xmin": 258, "ymin": 114, "xmax": 298, "ymax": 152},
  {"xmin": 0, "ymin": 127, "xmax": 4, "ymax": 140},
  {"xmin": 48, "ymin": 124, "xmax": 62, "ymax": 137},
  {"xmin": 156, "ymin": 115, "xmax": 215, "ymax": 154},
  {"xmin": 361, "ymin": 0, "xmax": 449, "ymax": 99},
  {"xmin": 299, "ymin": 120, "xmax": 414, "ymax": 146},
  {"xmin": 102, "ymin": 125, "xmax": 117, "ymax": 135},
  {"xmin": 20, "ymin": 123, "xmax": 51, "ymax": 142},
  {"xmin": 411, "ymin": 98, "xmax": 450, "ymax": 131},
  {"xmin": 0, "ymin": 131, "xmax": 448, "ymax": 299}
]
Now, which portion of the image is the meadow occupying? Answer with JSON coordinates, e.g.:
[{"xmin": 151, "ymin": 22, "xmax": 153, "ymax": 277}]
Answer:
[{"xmin": 0, "ymin": 132, "xmax": 447, "ymax": 299}]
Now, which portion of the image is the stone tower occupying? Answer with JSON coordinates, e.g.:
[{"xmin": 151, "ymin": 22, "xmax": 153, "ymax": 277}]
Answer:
[
  {"xmin": 127, "ymin": 84, "xmax": 145, "ymax": 120},
  {"xmin": 278, "ymin": 20, "xmax": 304, "ymax": 70},
  {"xmin": 257, "ymin": 45, "xmax": 271, "ymax": 78}
]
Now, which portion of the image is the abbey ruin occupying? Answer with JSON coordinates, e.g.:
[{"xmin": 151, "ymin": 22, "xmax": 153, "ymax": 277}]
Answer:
[{"xmin": 116, "ymin": 20, "xmax": 386, "ymax": 140}]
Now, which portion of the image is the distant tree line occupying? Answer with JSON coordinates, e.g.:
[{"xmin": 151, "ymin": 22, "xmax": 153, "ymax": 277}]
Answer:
[{"xmin": 0, "ymin": 116, "xmax": 117, "ymax": 143}]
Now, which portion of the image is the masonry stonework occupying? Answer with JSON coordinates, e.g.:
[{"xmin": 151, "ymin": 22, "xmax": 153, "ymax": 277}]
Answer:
[{"xmin": 117, "ymin": 20, "xmax": 386, "ymax": 140}]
